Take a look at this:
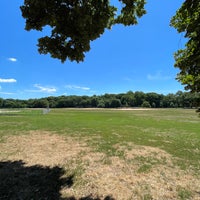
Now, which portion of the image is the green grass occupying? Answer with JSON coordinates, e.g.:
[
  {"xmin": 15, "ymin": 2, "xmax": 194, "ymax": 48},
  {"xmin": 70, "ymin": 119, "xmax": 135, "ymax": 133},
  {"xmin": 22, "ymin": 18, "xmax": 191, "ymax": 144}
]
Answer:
[
  {"xmin": 0, "ymin": 108, "xmax": 200, "ymax": 171},
  {"xmin": 177, "ymin": 186, "xmax": 192, "ymax": 200}
]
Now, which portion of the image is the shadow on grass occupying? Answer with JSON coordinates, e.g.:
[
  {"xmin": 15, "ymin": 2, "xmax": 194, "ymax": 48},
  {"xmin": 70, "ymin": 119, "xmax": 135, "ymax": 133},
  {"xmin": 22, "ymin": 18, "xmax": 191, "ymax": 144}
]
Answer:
[
  {"xmin": 0, "ymin": 160, "xmax": 115, "ymax": 200},
  {"xmin": 0, "ymin": 160, "xmax": 73, "ymax": 200}
]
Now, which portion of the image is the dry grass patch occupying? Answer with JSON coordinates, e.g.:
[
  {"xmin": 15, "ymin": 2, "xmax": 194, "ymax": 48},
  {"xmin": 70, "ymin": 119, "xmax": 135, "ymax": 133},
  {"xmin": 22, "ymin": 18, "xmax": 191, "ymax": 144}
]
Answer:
[
  {"xmin": 0, "ymin": 131, "xmax": 88, "ymax": 166},
  {"xmin": 0, "ymin": 131, "xmax": 200, "ymax": 200},
  {"xmin": 69, "ymin": 145, "xmax": 200, "ymax": 200}
]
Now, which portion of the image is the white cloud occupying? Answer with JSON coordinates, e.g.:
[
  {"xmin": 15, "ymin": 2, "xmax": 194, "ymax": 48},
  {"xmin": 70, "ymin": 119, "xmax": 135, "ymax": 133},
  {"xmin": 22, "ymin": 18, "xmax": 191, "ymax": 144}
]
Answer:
[
  {"xmin": 33, "ymin": 84, "xmax": 57, "ymax": 93},
  {"xmin": 8, "ymin": 57, "xmax": 17, "ymax": 62},
  {"xmin": 147, "ymin": 71, "xmax": 171, "ymax": 81},
  {"xmin": 0, "ymin": 91, "xmax": 15, "ymax": 95},
  {"xmin": 65, "ymin": 85, "xmax": 90, "ymax": 91},
  {"xmin": 0, "ymin": 78, "xmax": 17, "ymax": 83}
]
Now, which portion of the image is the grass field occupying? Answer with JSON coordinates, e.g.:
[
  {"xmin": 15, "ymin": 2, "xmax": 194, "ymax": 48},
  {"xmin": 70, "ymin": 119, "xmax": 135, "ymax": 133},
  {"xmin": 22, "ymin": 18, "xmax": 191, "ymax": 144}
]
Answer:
[{"xmin": 0, "ymin": 108, "xmax": 200, "ymax": 199}]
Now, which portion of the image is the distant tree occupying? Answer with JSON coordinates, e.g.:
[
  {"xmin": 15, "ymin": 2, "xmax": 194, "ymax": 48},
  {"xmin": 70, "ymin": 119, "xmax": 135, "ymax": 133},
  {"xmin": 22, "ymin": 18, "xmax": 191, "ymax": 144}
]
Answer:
[
  {"xmin": 192, "ymin": 93, "xmax": 200, "ymax": 108},
  {"xmin": 57, "ymin": 96, "xmax": 76, "ymax": 107},
  {"xmin": 134, "ymin": 91, "xmax": 145, "ymax": 107},
  {"xmin": 26, "ymin": 99, "xmax": 34, "ymax": 108},
  {"xmin": 91, "ymin": 96, "xmax": 98, "ymax": 107},
  {"xmin": 121, "ymin": 91, "xmax": 136, "ymax": 107},
  {"xmin": 104, "ymin": 99, "xmax": 111, "ymax": 108},
  {"xmin": 0, "ymin": 91, "xmax": 198, "ymax": 109},
  {"xmin": 3, "ymin": 99, "xmax": 16, "ymax": 108},
  {"xmin": 79, "ymin": 97, "xmax": 91, "ymax": 108},
  {"xmin": 32, "ymin": 99, "xmax": 49, "ymax": 108},
  {"xmin": 170, "ymin": 0, "xmax": 200, "ymax": 93},
  {"xmin": 141, "ymin": 100, "xmax": 151, "ymax": 108},
  {"xmin": 182, "ymin": 92, "xmax": 193, "ymax": 108},
  {"xmin": 15, "ymin": 100, "xmax": 27, "ymax": 108},
  {"xmin": 110, "ymin": 99, "xmax": 121, "ymax": 108},
  {"xmin": 161, "ymin": 93, "xmax": 176, "ymax": 108},
  {"xmin": 0, "ymin": 98, "xmax": 3, "ymax": 108},
  {"xmin": 141, "ymin": 101, "xmax": 151, "ymax": 108},
  {"xmin": 175, "ymin": 91, "xmax": 184, "ymax": 107},
  {"xmin": 97, "ymin": 99, "xmax": 105, "ymax": 108},
  {"xmin": 56, "ymin": 98, "xmax": 65, "ymax": 108},
  {"xmin": 47, "ymin": 96, "xmax": 57, "ymax": 108},
  {"xmin": 145, "ymin": 92, "xmax": 162, "ymax": 108},
  {"xmin": 151, "ymin": 102, "xmax": 156, "ymax": 108}
]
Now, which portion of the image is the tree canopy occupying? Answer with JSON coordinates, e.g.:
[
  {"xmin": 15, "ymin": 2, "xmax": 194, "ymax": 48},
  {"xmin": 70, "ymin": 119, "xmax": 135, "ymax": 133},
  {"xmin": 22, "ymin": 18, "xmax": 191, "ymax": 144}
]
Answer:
[
  {"xmin": 21, "ymin": 0, "xmax": 200, "ymax": 94},
  {"xmin": 21, "ymin": 0, "xmax": 146, "ymax": 63},
  {"xmin": 170, "ymin": 0, "xmax": 200, "ymax": 93}
]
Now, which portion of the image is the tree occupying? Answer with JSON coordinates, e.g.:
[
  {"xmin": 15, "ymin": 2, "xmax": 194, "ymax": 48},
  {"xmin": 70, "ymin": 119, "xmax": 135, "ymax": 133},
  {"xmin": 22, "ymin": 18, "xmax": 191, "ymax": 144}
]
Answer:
[
  {"xmin": 141, "ymin": 100, "xmax": 151, "ymax": 108},
  {"xmin": 0, "ymin": 98, "xmax": 3, "ymax": 108},
  {"xmin": 79, "ymin": 96, "xmax": 91, "ymax": 107},
  {"xmin": 170, "ymin": 0, "xmax": 200, "ymax": 93},
  {"xmin": 91, "ymin": 96, "xmax": 98, "ymax": 107},
  {"xmin": 110, "ymin": 98, "xmax": 121, "ymax": 108},
  {"xmin": 145, "ymin": 92, "xmax": 162, "ymax": 108},
  {"xmin": 20, "ymin": 0, "xmax": 146, "ymax": 63},
  {"xmin": 97, "ymin": 99, "xmax": 105, "ymax": 108},
  {"xmin": 134, "ymin": 91, "xmax": 145, "ymax": 107},
  {"xmin": 161, "ymin": 93, "xmax": 176, "ymax": 108},
  {"xmin": 32, "ymin": 99, "xmax": 49, "ymax": 108},
  {"xmin": 2, "ymin": 99, "xmax": 16, "ymax": 108},
  {"xmin": 121, "ymin": 91, "xmax": 136, "ymax": 107}
]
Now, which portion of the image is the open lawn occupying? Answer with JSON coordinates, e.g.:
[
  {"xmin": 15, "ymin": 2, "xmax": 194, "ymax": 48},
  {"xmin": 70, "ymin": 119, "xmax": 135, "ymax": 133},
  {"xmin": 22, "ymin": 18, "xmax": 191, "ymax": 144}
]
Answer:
[{"xmin": 0, "ymin": 108, "xmax": 200, "ymax": 199}]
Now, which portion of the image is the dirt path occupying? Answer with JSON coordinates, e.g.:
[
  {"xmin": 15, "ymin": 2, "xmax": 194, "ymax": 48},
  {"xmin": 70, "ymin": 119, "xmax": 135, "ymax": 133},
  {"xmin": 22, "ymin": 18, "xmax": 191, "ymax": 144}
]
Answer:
[{"xmin": 0, "ymin": 131, "xmax": 200, "ymax": 200}]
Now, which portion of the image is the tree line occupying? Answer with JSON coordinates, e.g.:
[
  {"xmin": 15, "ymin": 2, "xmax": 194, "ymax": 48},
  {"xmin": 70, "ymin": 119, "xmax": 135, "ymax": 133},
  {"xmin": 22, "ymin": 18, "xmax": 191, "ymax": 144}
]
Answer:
[{"xmin": 0, "ymin": 91, "xmax": 199, "ymax": 109}]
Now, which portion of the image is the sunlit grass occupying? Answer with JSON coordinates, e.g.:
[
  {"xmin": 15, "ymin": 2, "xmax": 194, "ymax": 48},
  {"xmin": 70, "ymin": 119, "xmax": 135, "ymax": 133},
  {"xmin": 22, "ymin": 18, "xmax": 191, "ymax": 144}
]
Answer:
[{"xmin": 0, "ymin": 108, "xmax": 199, "ymax": 171}]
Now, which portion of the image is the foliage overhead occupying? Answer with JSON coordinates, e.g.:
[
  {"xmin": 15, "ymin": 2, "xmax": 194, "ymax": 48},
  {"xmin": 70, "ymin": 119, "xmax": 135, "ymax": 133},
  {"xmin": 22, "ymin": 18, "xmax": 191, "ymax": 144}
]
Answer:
[
  {"xmin": 21, "ymin": 0, "xmax": 146, "ymax": 62},
  {"xmin": 170, "ymin": 0, "xmax": 200, "ymax": 93}
]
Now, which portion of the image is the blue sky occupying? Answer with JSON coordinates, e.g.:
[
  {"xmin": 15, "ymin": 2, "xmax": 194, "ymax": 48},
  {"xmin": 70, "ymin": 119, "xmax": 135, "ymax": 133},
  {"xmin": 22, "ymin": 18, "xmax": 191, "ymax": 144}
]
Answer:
[{"xmin": 0, "ymin": 0, "xmax": 185, "ymax": 100}]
